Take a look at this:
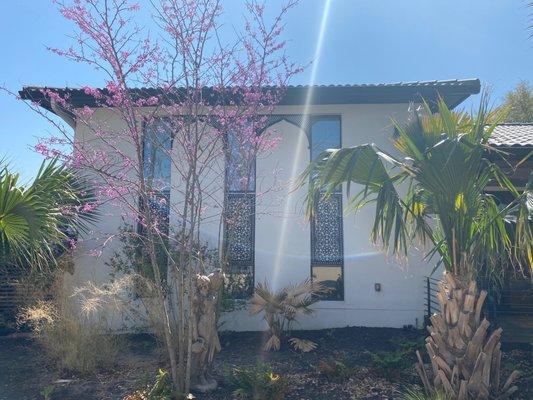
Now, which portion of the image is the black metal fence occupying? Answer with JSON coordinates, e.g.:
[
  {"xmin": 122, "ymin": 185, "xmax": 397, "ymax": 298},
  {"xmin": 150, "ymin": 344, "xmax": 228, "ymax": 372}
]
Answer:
[
  {"xmin": 0, "ymin": 265, "xmax": 24, "ymax": 334},
  {"xmin": 424, "ymin": 276, "xmax": 442, "ymax": 322},
  {"xmin": 424, "ymin": 275, "xmax": 533, "ymax": 341}
]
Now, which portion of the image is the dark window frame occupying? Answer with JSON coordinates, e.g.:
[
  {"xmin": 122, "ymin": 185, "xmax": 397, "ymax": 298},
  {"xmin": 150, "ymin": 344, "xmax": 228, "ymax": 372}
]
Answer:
[
  {"xmin": 134, "ymin": 119, "xmax": 174, "ymax": 283},
  {"xmin": 309, "ymin": 115, "xmax": 345, "ymax": 301},
  {"xmin": 139, "ymin": 118, "xmax": 174, "ymax": 232},
  {"xmin": 224, "ymin": 131, "xmax": 257, "ymax": 298}
]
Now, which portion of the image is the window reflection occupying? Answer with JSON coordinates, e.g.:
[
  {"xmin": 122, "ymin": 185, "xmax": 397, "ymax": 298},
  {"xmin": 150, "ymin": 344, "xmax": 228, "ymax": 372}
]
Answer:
[
  {"xmin": 143, "ymin": 120, "xmax": 172, "ymax": 191},
  {"xmin": 312, "ymin": 265, "xmax": 344, "ymax": 301},
  {"xmin": 227, "ymin": 131, "xmax": 255, "ymax": 192},
  {"xmin": 310, "ymin": 118, "xmax": 341, "ymax": 160}
]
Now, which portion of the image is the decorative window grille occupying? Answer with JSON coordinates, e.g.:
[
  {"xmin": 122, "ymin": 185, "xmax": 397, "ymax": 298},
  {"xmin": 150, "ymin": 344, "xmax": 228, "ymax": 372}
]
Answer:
[
  {"xmin": 310, "ymin": 116, "xmax": 344, "ymax": 300},
  {"xmin": 225, "ymin": 131, "xmax": 256, "ymax": 298},
  {"xmin": 311, "ymin": 193, "xmax": 343, "ymax": 264}
]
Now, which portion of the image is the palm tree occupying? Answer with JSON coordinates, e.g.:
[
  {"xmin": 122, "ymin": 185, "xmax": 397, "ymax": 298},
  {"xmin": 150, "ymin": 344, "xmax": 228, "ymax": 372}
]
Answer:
[
  {"xmin": 298, "ymin": 97, "xmax": 532, "ymax": 399},
  {"xmin": 0, "ymin": 158, "xmax": 97, "ymax": 271}
]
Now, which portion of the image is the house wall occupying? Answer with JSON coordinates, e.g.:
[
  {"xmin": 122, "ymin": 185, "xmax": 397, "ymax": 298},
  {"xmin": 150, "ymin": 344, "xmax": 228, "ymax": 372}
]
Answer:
[{"xmin": 69, "ymin": 102, "xmax": 437, "ymax": 331}]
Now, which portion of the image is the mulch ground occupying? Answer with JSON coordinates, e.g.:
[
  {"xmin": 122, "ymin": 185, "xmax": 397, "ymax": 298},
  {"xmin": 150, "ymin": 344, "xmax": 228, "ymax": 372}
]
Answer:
[{"xmin": 0, "ymin": 327, "xmax": 531, "ymax": 400}]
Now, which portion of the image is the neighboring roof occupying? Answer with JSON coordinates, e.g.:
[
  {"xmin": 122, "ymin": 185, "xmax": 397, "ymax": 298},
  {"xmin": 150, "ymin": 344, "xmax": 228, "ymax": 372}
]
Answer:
[
  {"xmin": 489, "ymin": 124, "xmax": 533, "ymax": 148},
  {"xmin": 19, "ymin": 78, "xmax": 480, "ymax": 115}
]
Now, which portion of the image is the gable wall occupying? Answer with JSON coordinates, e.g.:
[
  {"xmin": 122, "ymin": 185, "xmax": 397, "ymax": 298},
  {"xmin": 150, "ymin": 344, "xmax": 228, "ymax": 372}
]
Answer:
[{"xmin": 69, "ymin": 102, "xmax": 437, "ymax": 331}]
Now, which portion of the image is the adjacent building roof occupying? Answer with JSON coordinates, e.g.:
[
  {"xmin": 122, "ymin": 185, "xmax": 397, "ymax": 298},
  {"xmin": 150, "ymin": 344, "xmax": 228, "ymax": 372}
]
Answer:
[
  {"xmin": 19, "ymin": 78, "xmax": 480, "ymax": 114},
  {"xmin": 489, "ymin": 124, "xmax": 533, "ymax": 148}
]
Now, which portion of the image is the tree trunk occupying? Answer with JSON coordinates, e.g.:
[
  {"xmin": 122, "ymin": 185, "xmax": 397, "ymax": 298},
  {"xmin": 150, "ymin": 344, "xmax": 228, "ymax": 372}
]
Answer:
[{"xmin": 416, "ymin": 272, "xmax": 519, "ymax": 399}]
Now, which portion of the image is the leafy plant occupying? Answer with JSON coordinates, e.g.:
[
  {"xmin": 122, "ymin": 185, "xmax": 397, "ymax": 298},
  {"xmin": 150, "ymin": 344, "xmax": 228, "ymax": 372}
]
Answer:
[
  {"xmin": 369, "ymin": 350, "xmax": 410, "ymax": 381},
  {"xmin": 401, "ymin": 389, "xmax": 450, "ymax": 400},
  {"xmin": 315, "ymin": 355, "xmax": 359, "ymax": 382},
  {"xmin": 123, "ymin": 369, "xmax": 175, "ymax": 400},
  {"xmin": 498, "ymin": 80, "xmax": 533, "ymax": 123},
  {"xmin": 40, "ymin": 385, "xmax": 55, "ymax": 400},
  {"xmin": 299, "ymin": 95, "xmax": 531, "ymax": 290},
  {"xmin": 0, "ymin": 158, "xmax": 97, "ymax": 271},
  {"xmin": 299, "ymin": 96, "xmax": 530, "ymax": 398},
  {"xmin": 227, "ymin": 361, "xmax": 288, "ymax": 400},
  {"xmin": 394, "ymin": 337, "xmax": 425, "ymax": 354},
  {"xmin": 249, "ymin": 279, "xmax": 327, "ymax": 351}
]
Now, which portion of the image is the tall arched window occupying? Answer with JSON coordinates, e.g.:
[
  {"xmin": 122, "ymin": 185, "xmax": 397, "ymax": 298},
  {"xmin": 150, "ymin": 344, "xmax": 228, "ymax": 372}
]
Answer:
[
  {"xmin": 224, "ymin": 131, "xmax": 256, "ymax": 298},
  {"xmin": 142, "ymin": 119, "xmax": 172, "ymax": 232},
  {"xmin": 310, "ymin": 116, "xmax": 344, "ymax": 300}
]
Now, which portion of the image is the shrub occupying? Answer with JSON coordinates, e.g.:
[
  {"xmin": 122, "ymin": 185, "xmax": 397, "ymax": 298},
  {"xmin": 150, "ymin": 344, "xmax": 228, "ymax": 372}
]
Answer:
[
  {"xmin": 228, "ymin": 361, "xmax": 288, "ymax": 400},
  {"xmin": 394, "ymin": 337, "xmax": 425, "ymax": 354},
  {"xmin": 40, "ymin": 386, "xmax": 55, "ymax": 400},
  {"xmin": 369, "ymin": 350, "xmax": 410, "ymax": 381},
  {"xmin": 123, "ymin": 369, "xmax": 174, "ymax": 400},
  {"xmin": 315, "ymin": 355, "xmax": 359, "ymax": 382},
  {"xmin": 401, "ymin": 389, "xmax": 450, "ymax": 400},
  {"xmin": 18, "ymin": 277, "xmax": 120, "ymax": 374}
]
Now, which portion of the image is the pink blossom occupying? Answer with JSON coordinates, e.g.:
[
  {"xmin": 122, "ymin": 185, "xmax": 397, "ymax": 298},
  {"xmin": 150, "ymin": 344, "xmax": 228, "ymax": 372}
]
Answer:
[{"xmin": 82, "ymin": 202, "xmax": 97, "ymax": 213}]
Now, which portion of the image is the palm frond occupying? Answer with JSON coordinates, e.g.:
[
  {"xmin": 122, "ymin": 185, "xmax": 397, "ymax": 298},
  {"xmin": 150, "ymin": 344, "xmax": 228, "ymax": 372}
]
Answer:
[
  {"xmin": 298, "ymin": 93, "xmax": 532, "ymax": 286},
  {"xmin": 0, "ymin": 158, "xmax": 98, "ymax": 270}
]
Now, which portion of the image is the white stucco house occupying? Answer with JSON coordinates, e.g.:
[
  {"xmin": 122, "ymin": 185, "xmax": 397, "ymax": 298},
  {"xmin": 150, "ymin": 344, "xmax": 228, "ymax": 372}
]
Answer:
[{"xmin": 20, "ymin": 78, "xmax": 481, "ymax": 331}]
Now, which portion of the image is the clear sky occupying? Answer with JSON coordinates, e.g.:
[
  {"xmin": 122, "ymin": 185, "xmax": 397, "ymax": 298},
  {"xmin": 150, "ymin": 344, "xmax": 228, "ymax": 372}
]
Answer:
[{"xmin": 1, "ymin": 0, "xmax": 532, "ymax": 181}]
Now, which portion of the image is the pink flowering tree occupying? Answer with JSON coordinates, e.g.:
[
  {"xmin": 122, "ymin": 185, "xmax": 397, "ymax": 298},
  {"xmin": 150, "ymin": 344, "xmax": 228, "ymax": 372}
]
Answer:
[{"xmin": 16, "ymin": 0, "xmax": 301, "ymax": 395}]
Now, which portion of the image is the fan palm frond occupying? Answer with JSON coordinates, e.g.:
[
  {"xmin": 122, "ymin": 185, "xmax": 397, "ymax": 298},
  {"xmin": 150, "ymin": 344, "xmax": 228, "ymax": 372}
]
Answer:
[
  {"xmin": 299, "ymin": 94, "xmax": 532, "ymax": 282},
  {"xmin": 0, "ymin": 158, "xmax": 98, "ymax": 270},
  {"xmin": 250, "ymin": 279, "xmax": 325, "ymax": 351}
]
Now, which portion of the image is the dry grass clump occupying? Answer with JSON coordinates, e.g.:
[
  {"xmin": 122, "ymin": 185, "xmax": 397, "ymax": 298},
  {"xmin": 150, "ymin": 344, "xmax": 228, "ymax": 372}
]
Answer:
[{"xmin": 18, "ymin": 277, "xmax": 124, "ymax": 374}]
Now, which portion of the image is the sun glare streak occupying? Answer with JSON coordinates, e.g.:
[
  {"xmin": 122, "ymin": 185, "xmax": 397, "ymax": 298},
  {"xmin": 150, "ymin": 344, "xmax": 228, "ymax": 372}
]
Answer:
[{"xmin": 270, "ymin": 0, "xmax": 333, "ymax": 290}]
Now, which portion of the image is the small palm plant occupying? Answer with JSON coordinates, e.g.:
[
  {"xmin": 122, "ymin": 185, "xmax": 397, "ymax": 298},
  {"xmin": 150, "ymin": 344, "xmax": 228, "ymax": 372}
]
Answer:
[
  {"xmin": 250, "ymin": 279, "xmax": 327, "ymax": 351},
  {"xmin": 298, "ymin": 96, "xmax": 532, "ymax": 399},
  {"xmin": 0, "ymin": 158, "xmax": 97, "ymax": 270}
]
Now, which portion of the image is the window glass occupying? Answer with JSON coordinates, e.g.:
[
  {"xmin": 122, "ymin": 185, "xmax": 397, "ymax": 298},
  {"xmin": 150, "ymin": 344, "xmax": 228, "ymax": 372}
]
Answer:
[
  {"xmin": 143, "ymin": 120, "xmax": 172, "ymax": 191},
  {"xmin": 312, "ymin": 265, "xmax": 344, "ymax": 301},
  {"xmin": 311, "ymin": 118, "xmax": 341, "ymax": 160},
  {"xmin": 227, "ymin": 131, "xmax": 255, "ymax": 192}
]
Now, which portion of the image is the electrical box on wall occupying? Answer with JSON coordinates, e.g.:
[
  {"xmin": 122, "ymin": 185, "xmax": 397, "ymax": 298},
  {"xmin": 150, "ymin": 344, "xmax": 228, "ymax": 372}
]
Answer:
[{"xmin": 374, "ymin": 283, "xmax": 381, "ymax": 292}]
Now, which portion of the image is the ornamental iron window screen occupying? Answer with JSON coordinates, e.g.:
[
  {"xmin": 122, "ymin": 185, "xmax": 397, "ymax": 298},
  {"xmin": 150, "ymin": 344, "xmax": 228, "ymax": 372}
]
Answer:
[
  {"xmin": 310, "ymin": 116, "xmax": 344, "ymax": 301},
  {"xmin": 225, "ymin": 131, "xmax": 256, "ymax": 298}
]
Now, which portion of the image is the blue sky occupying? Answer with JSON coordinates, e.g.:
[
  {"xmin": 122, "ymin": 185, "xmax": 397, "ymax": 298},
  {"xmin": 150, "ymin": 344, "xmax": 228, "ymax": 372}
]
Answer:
[{"xmin": 1, "ymin": 0, "xmax": 532, "ymax": 181}]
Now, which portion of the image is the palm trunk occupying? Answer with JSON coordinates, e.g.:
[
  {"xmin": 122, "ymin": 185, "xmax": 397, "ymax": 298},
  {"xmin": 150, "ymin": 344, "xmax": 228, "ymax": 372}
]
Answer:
[{"xmin": 416, "ymin": 272, "xmax": 519, "ymax": 399}]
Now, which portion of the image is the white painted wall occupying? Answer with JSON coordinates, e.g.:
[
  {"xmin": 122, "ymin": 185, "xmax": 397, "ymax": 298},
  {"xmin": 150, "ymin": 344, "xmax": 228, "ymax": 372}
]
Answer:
[{"xmin": 70, "ymin": 102, "xmax": 437, "ymax": 331}]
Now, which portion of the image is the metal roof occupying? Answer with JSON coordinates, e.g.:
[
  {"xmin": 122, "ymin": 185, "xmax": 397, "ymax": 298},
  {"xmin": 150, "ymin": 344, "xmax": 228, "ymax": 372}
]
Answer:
[{"xmin": 19, "ymin": 78, "xmax": 480, "ymax": 113}]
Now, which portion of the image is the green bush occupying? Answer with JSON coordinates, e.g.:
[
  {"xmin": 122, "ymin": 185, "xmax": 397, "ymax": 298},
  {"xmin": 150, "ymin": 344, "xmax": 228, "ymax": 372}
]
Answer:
[
  {"xmin": 123, "ymin": 369, "xmax": 174, "ymax": 400},
  {"xmin": 315, "ymin": 356, "xmax": 359, "ymax": 382},
  {"xmin": 369, "ymin": 350, "xmax": 410, "ymax": 381},
  {"xmin": 228, "ymin": 361, "xmax": 288, "ymax": 400},
  {"xmin": 401, "ymin": 389, "xmax": 450, "ymax": 400},
  {"xmin": 368, "ymin": 338, "xmax": 424, "ymax": 381},
  {"xmin": 395, "ymin": 337, "xmax": 425, "ymax": 354}
]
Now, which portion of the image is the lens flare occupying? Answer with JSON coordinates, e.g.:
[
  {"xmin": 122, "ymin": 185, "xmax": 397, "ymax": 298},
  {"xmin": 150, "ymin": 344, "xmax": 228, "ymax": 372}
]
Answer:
[{"xmin": 270, "ymin": 0, "xmax": 333, "ymax": 290}]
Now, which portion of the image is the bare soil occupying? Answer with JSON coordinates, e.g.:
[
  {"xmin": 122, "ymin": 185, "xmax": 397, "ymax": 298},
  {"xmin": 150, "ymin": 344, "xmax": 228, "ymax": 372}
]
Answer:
[{"xmin": 1, "ymin": 327, "xmax": 531, "ymax": 400}]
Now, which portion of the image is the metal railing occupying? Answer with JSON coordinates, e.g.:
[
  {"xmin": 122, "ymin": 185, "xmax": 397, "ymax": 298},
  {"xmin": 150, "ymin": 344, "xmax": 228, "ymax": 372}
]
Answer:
[{"xmin": 424, "ymin": 276, "xmax": 442, "ymax": 321}]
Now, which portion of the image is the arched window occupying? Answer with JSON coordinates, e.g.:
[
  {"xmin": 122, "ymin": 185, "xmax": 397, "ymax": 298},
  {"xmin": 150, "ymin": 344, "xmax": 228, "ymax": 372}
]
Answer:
[
  {"xmin": 310, "ymin": 116, "xmax": 344, "ymax": 301},
  {"xmin": 224, "ymin": 131, "xmax": 256, "ymax": 298}
]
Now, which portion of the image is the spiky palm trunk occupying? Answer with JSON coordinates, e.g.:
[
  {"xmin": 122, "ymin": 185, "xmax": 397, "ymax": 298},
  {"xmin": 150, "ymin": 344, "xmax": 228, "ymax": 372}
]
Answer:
[{"xmin": 416, "ymin": 272, "xmax": 519, "ymax": 399}]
